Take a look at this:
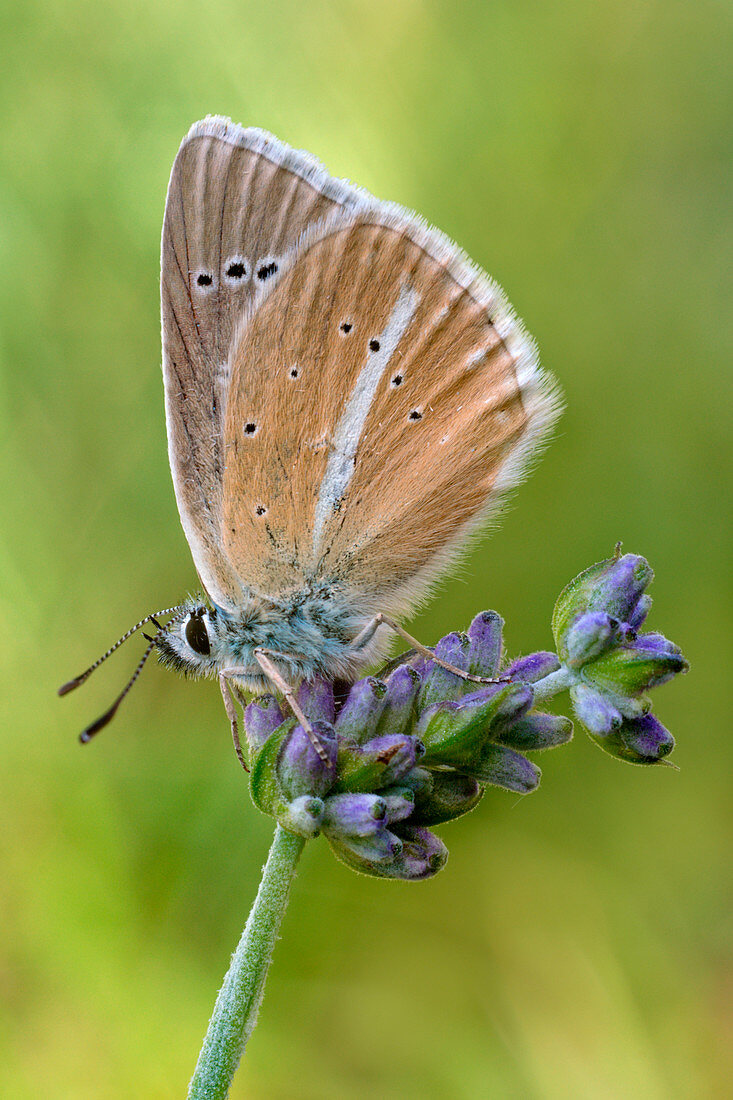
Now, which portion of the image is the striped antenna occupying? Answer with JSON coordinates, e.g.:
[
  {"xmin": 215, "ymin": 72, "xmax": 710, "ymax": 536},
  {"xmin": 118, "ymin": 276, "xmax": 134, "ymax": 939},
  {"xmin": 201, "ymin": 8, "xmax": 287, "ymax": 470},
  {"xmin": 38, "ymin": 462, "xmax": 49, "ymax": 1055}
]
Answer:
[
  {"xmin": 57, "ymin": 606, "xmax": 184, "ymax": 696},
  {"xmin": 78, "ymin": 635, "xmax": 159, "ymax": 743}
]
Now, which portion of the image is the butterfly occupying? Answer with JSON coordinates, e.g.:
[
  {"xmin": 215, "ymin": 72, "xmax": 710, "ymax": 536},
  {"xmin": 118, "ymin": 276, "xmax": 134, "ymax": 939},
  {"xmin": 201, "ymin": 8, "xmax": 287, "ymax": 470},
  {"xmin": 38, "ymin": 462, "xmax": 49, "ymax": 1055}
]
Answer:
[{"xmin": 60, "ymin": 116, "xmax": 561, "ymax": 763}]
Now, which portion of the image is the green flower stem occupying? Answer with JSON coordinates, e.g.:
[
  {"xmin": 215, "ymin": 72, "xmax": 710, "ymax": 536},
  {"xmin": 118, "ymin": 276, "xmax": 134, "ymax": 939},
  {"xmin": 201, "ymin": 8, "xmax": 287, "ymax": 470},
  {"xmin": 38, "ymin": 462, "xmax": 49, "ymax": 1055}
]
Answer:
[
  {"xmin": 188, "ymin": 825, "xmax": 306, "ymax": 1099},
  {"xmin": 530, "ymin": 666, "xmax": 574, "ymax": 703}
]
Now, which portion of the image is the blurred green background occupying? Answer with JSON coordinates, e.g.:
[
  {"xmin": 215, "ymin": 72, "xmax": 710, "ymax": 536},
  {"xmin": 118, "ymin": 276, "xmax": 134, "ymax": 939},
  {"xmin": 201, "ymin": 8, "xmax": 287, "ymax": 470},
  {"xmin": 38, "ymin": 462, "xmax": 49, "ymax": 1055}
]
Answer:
[{"xmin": 1, "ymin": 0, "xmax": 730, "ymax": 1096}]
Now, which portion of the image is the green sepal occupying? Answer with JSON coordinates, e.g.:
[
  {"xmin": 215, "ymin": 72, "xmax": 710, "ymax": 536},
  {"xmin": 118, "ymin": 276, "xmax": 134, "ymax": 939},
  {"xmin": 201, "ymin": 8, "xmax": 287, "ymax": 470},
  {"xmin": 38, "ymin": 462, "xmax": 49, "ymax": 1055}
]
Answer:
[
  {"xmin": 552, "ymin": 557, "xmax": 613, "ymax": 658},
  {"xmin": 325, "ymin": 829, "xmax": 403, "ymax": 874},
  {"xmin": 398, "ymin": 766, "xmax": 435, "ymax": 800},
  {"xmin": 412, "ymin": 770, "xmax": 485, "ymax": 825},
  {"xmin": 582, "ymin": 643, "xmax": 687, "ymax": 697},
  {"xmin": 417, "ymin": 683, "xmax": 526, "ymax": 768},
  {"xmin": 464, "ymin": 743, "xmax": 541, "ymax": 793},
  {"xmin": 495, "ymin": 713, "xmax": 573, "ymax": 751},
  {"xmin": 332, "ymin": 735, "xmax": 414, "ymax": 793},
  {"xmin": 275, "ymin": 795, "xmax": 325, "ymax": 838},
  {"xmin": 249, "ymin": 718, "xmax": 297, "ymax": 816}
]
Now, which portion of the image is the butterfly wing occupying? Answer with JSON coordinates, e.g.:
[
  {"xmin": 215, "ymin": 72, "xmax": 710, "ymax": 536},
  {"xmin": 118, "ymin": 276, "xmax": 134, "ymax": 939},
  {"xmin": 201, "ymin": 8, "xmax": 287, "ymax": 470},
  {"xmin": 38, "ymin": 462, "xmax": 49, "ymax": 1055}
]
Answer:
[
  {"xmin": 161, "ymin": 117, "xmax": 366, "ymax": 610},
  {"xmin": 221, "ymin": 205, "xmax": 561, "ymax": 614}
]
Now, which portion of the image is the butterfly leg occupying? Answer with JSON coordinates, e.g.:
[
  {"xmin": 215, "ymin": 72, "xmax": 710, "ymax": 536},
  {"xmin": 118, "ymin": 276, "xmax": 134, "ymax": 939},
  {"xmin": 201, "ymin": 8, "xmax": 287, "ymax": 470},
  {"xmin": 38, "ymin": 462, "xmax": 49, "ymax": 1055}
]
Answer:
[
  {"xmin": 252, "ymin": 648, "xmax": 330, "ymax": 764},
  {"xmin": 218, "ymin": 674, "xmax": 249, "ymax": 771},
  {"xmin": 351, "ymin": 614, "xmax": 509, "ymax": 686}
]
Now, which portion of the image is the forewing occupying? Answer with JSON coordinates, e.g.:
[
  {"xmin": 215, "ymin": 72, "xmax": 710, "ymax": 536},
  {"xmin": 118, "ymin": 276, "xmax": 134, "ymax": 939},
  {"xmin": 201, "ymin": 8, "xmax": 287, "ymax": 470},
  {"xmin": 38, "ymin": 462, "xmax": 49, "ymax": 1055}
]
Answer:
[
  {"xmin": 221, "ymin": 207, "xmax": 561, "ymax": 611},
  {"xmin": 161, "ymin": 117, "xmax": 364, "ymax": 609}
]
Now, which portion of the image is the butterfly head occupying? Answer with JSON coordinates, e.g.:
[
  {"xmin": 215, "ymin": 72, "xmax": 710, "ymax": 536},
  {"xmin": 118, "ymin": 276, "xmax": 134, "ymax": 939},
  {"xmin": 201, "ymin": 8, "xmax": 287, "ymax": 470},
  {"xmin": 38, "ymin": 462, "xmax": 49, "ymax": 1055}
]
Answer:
[{"xmin": 154, "ymin": 602, "xmax": 226, "ymax": 677}]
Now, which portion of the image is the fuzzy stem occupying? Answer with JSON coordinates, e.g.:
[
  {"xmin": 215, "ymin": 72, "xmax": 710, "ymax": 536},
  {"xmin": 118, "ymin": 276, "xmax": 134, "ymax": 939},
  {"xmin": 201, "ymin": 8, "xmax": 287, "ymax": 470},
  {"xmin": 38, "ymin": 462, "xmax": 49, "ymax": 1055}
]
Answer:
[
  {"xmin": 188, "ymin": 825, "xmax": 306, "ymax": 1099},
  {"xmin": 530, "ymin": 665, "xmax": 575, "ymax": 703}
]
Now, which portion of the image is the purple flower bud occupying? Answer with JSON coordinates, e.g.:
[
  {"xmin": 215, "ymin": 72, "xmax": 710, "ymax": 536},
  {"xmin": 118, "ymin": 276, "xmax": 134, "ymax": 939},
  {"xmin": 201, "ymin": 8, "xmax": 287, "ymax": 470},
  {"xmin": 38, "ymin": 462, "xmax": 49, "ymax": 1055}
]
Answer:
[
  {"xmin": 627, "ymin": 594, "xmax": 652, "ymax": 632},
  {"xmin": 634, "ymin": 632, "xmax": 686, "ymax": 660},
  {"xmin": 588, "ymin": 712, "xmax": 675, "ymax": 765},
  {"xmin": 588, "ymin": 554, "xmax": 654, "ymax": 622},
  {"xmin": 489, "ymin": 682, "xmax": 535, "ymax": 726},
  {"xmin": 436, "ymin": 630, "xmax": 471, "ymax": 669},
  {"xmin": 322, "ymin": 792, "xmax": 388, "ymax": 837},
  {"xmin": 411, "ymin": 771, "xmax": 484, "ymax": 825},
  {"xmin": 418, "ymin": 632, "xmax": 472, "ymax": 709},
  {"xmin": 467, "ymin": 610, "xmax": 503, "ymax": 677},
  {"xmin": 277, "ymin": 720, "xmax": 337, "ymax": 799},
  {"xmin": 335, "ymin": 733, "xmax": 422, "ymax": 792},
  {"xmin": 296, "ymin": 677, "xmax": 336, "ymax": 724},
  {"xmin": 564, "ymin": 611, "xmax": 616, "ymax": 666},
  {"xmin": 375, "ymin": 665, "xmax": 420, "ymax": 737},
  {"xmin": 386, "ymin": 826, "xmax": 449, "ymax": 880},
  {"xmin": 244, "ymin": 694, "xmax": 285, "ymax": 750},
  {"xmin": 329, "ymin": 825, "xmax": 447, "ymax": 880},
  {"xmin": 468, "ymin": 743, "xmax": 541, "ymax": 793},
  {"xmin": 496, "ymin": 713, "xmax": 573, "ymax": 751},
  {"xmin": 584, "ymin": 632, "xmax": 688, "ymax": 697},
  {"xmin": 379, "ymin": 787, "xmax": 416, "ymax": 824},
  {"xmin": 553, "ymin": 552, "xmax": 653, "ymax": 653},
  {"xmin": 619, "ymin": 713, "xmax": 675, "ymax": 762},
  {"xmin": 571, "ymin": 684, "xmax": 622, "ymax": 735},
  {"xmin": 326, "ymin": 829, "xmax": 404, "ymax": 872},
  {"xmin": 403, "ymin": 654, "xmax": 430, "ymax": 679},
  {"xmin": 277, "ymin": 796, "xmax": 324, "ymax": 838},
  {"xmin": 504, "ymin": 651, "xmax": 560, "ymax": 683},
  {"xmin": 334, "ymin": 677, "xmax": 388, "ymax": 743}
]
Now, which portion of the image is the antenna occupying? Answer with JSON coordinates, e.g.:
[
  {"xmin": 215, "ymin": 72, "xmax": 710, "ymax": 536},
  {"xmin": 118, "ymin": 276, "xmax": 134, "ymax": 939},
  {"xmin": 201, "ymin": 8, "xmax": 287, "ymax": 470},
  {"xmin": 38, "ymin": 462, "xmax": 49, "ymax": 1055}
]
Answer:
[
  {"xmin": 57, "ymin": 606, "xmax": 184, "ymax": 696},
  {"xmin": 78, "ymin": 636, "xmax": 159, "ymax": 743}
]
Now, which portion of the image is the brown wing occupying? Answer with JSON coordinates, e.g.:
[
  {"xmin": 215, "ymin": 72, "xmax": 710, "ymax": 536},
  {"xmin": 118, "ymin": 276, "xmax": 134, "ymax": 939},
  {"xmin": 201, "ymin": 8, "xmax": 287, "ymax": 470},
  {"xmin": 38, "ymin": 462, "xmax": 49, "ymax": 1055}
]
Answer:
[
  {"xmin": 160, "ymin": 117, "xmax": 365, "ymax": 610},
  {"xmin": 221, "ymin": 207, "xmax": 561, "ymax": 614}
]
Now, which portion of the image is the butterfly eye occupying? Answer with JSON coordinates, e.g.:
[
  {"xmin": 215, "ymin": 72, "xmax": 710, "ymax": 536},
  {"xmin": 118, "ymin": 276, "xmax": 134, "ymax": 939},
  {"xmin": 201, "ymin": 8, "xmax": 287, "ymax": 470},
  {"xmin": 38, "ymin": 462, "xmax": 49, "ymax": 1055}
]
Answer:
[
  {"xmin": 408, "ymin": 408, "xmax": 423, "ymax": 422},
  {"xmin": 256, "ymin": 261, "xmax": 277, "ymax": 280},
  {"xmin": 391, "ymin": 374, "xmax": 403, "ymax": 387},
  {"xmin": 185, "ymin": 612, "xmax": 210, "ymax": 655},
  {"xmin": 196, "ymin": 272, "xmax": 213, "ymax": 288}
]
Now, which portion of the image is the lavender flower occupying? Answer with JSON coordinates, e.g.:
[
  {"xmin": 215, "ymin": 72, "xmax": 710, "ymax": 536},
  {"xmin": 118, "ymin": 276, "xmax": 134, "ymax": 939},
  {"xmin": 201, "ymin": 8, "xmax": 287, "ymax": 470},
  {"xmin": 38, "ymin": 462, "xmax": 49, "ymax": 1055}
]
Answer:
[
  {"xmin": 550, "ymin": 549, "xmax": 688, "ymax": 763},
  {"xmin": 241, "ymin": 551, "xmax": 686, "ymax": 875},
  {"xmin": 244, "ymin": 612, "xmax": 573, "ymax": 879}
]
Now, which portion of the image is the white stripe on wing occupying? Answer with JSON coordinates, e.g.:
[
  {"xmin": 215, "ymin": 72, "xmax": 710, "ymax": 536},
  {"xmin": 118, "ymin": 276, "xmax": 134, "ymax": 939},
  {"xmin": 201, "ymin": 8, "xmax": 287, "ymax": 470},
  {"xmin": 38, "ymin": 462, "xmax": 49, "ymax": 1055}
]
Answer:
[{"xmin": 312, "ymin": 281, "xmax": 420, "ymax": 551}]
